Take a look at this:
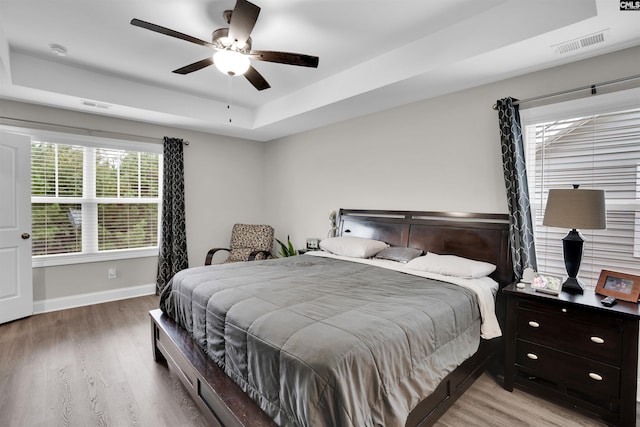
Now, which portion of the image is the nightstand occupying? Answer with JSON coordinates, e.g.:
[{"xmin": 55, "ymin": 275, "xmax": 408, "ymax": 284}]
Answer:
[
  {"xmin": 503, "ymin": 283, "xmax": 640, "ymax": 426},
  {"xmin": 297, "ymin": 249, "xmax": 320, "ymax": 255}
]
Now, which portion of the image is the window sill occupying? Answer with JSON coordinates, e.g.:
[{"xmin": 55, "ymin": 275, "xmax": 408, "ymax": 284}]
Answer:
[{"xmin": 32, "ymin": 248, "xmax": 158, "ymax": 268}]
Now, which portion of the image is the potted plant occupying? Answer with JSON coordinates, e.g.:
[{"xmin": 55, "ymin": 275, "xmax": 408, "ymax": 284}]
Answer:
[{"xmin": 275, "ymin": 235, "xmax": 298, "ymax": 257}]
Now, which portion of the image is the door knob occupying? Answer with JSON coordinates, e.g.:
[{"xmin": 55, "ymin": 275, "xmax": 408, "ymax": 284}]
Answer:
[{"xmin": 21, "ymin": 233, "xmax": 31, "ymax": 239}]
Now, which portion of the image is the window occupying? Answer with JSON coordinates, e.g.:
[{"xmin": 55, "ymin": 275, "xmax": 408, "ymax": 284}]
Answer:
[
  {"xmin": 31, "ymin": 135, "xmax": 162, "ymax": 266},
  {"xmin": 522, "ymin": 91, "xmax": 640, "ymax": 290}
]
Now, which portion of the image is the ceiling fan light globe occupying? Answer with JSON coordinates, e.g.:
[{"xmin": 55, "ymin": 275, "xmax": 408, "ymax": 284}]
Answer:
[{"xmin": 213, "ymin": 50, "xmax": 250, "ymax": 76}]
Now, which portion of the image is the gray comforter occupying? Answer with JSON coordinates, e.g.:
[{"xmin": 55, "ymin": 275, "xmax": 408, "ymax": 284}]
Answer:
[{"xmin": 159, "ymin": 255, "xmax": 481, "ymax": 427}]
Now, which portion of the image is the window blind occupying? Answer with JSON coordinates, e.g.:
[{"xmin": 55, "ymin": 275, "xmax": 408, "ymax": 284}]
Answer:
[
  {"xmin": 31, "ymin": 140, "xmax": 161, "ymax": 259},
  {"xmin": 525, "ymin": 107, "xmax": 640, "ymax": 289}
]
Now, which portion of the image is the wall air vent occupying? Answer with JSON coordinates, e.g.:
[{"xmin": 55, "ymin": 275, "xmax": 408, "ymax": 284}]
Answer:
[
  {"xmin": 81, "ymin": 100, "xmax": 111, "ymax": 109},
  {"xmin": 580, "ymin": 32, "xmax": 604, "ymax": 48},
  {"xmin": 553, "ymin": 29, "xmax": 607, "ymax": 54},
  {"xmin": 556, "ymin": 40, "xmax": 581, "ymax": 54}
]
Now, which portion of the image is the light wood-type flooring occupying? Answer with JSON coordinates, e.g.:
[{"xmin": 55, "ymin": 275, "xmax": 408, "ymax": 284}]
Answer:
[{"xmin": 0, "ymin": 295, "xmax": 636, "ymax": 426}]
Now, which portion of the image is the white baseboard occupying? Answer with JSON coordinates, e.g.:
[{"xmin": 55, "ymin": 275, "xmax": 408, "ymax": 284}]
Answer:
[{"xmin": 33, "ymin": 283, "xmax": 156, "ymax": 314}]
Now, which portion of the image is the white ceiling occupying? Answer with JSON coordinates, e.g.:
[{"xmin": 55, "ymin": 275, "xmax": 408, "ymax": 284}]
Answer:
[{"xmin": 1, "ymin": 0, "xmax": 639, "ymax": 141}]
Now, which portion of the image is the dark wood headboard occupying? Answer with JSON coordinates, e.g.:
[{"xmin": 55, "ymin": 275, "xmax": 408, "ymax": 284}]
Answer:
[{"xmin": 337, "ymin": 209, "xmax": 513, "ymax": 287}]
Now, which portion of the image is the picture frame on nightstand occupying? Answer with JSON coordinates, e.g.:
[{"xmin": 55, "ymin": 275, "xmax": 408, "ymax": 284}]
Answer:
[
  {"xmin": 595, "ymin": 269, "xmax": 640, "ymax": 303},
  {"xmin": 531, "ymin": 272, "xmax": 562, "ymax": 295}
]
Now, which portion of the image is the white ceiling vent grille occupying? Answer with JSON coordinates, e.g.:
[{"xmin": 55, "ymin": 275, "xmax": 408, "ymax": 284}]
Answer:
[
  {"xmin": 553, "ymin": 30, "xmax": 607, "ymax": 54},
  {"xmin": 556, "ymin": 40, "xmax": 581, "ymax": 54},
  {"xmin": 580, "ymin": 32, "xmax": 605, "ymax": 48},
  {"xmin": 81, "ymin": 100, "xmax": 111, "ymax": 109}
]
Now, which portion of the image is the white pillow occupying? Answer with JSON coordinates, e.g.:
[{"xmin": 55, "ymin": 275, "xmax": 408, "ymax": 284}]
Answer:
[
  {"xmin": 320, "ymin": 236, "xmax": 389, "ymax": 258},
  {"xmin": 405, "ymin": 252, "xmax": 496, "ymax": 278}
]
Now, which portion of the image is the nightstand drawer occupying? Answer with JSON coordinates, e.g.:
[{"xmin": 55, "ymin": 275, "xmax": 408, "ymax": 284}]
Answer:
[
  {"xmin": 518, "ymin": 298, "xmax": 623, "ymax": 327},
  {"xmin": 516, "ymin": 307, "xmax": 622, "ymax": 365},
  {"xmin": 516, "ymin": 340, "xmax": 620, "ymax": 399}
]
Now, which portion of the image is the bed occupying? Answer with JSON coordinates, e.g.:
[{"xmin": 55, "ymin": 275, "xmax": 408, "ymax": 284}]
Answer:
[{"xmin": 150, "ymin": 209, "xmax": 513, "ymax": 426}]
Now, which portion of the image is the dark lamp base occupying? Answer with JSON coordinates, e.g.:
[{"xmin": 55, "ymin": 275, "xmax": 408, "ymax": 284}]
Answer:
[{"xmin": 562, "ymin": 277, "xmax": 585, "ymax": 294}]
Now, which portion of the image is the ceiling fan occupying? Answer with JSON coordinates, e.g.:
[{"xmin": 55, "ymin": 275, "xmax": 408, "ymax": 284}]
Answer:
[{"xmin": 131, "ymin": 0, "xmax": 319, "ymax": 91}]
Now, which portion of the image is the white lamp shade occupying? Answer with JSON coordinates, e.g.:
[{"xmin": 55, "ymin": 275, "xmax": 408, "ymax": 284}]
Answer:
[
  {"xmin": 213, "ymin": 50, "xmax": 250, "ymax": 76},
  {"xmin": 543, "ymin": 188, "xmax": 606, "ymax": 230}
]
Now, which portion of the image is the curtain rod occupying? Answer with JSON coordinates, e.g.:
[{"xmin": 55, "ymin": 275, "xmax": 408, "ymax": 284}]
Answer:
[
  {"xmin": 492, "ymin": 73, "xmax": 640, "ymax": 110},
  {"xmin": 0, "ymin": 116, "xmax": 189, "ymax": 145}
]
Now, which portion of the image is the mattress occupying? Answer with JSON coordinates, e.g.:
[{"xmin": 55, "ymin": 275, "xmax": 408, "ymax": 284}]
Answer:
[{"xmin": 159, "ymin": 254, "xmax": 493, "ymax": 427}]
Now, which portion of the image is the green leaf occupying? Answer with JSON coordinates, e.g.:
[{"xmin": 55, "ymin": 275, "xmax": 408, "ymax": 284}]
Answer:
[
  {"xmin": 275, "ymin": 235, "xmax": 297, "ymax": 257},
  {"xmin": 287, "ymin": 236, "xmax": 297, "ymax": 256}
]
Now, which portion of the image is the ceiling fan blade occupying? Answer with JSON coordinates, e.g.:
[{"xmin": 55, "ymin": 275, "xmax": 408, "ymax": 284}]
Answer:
[
  {"xmin": 250, "ymin": 50, "xmax": 319, "ymax": 68},
  {"xmin": 227, "ymin": 0, "xmax": 261, "ymax": 48},
  {"xmin": 131, "ymin": 18, "xmax": 215, "ymax": 49},
  {"xmin": 173, "ymin": 57, "xmax": 214, "ymax": 75},
  {"xmin": 244, "ymin": 66, "xmax": 270, "ymax": 91}
]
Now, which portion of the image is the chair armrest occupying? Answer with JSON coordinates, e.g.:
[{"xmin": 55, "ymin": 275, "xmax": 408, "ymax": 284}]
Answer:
[
  {"xmin": 205, "ymin": 248, "xmax": 230, "ymax": 265},
  {"xmin": 248, "ymin": 250, "xmax": 272, "ymax": 261}
]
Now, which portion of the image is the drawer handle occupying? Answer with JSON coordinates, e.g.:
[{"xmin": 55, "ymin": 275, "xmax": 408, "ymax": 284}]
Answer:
[
  {"xmin": 589, "ymin": 372, "xmax": 603, "ymax": 381},
  {"xmin": 528, "ymin": 321, "xmax": 540, "ymax": 328},
  {"xmin": 526, "ymin": 353, "xmax": 538, "ymax": 360},
  {"xmin": 561, "ymin": 308, "xmax": 567, "ymax": 313},
  {"xmin": 590, "ymin": 336, "xmax": 605, "ymax": 344}
]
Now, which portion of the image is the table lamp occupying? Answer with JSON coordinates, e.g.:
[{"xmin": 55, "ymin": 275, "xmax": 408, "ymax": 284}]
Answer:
[{"xmin": 542, "ymin": 185, "xmax": 606, "ymax": 293}]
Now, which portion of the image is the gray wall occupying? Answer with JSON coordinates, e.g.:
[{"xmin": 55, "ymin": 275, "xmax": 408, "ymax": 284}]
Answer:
[
  {"xmin": 1, "ymin": 100, "xmax": 265, "ymax": 300},
  {"xmin": 263, "ymin": 46, "xmax": 640, "ymax": 249}
]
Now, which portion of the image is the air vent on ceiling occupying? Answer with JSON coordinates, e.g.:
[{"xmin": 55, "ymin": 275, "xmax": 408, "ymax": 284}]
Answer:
[
  {"xmin": 581, "ymin": 32, "xmax": 605, "ymax": 47},
  {"xmin": 553, "ymin": 30, "xmax": 607, "ymax": 54},
  {"xmin": 81, "ymin": 100, "xmax": 111, "ymax": 109},
  {"xmin": 556, "ymin": 40, "xmax": 581, "ymax": 54}
]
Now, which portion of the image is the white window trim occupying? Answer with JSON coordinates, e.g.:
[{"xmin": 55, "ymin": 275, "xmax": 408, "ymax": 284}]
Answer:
[
  {"xmin": 28, "ymin": 131, "xmax": 162, "ymax": 267},
  {"xmin": 32, "ymin": 248, "xmax": 159, "ymax": 267},
  {"xmin": 520, "ymin": 86, "xmax": 640, "ymax": 126},
  {"xmin": 521, "ymin": 86, "xmax": 640, "ymax": 213},
  {"xmin": 25, "ymin": 129, "xmax": 163, "ymax": 154},
  {"xmin": 521, "ymin": 87, "xmax": 640, "ymax": 287}
]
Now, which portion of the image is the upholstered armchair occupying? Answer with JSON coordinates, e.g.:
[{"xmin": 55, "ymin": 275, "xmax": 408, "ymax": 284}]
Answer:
[{"xmin": 205, "ymin": 224, "xmax": 275, "ymax": 265}]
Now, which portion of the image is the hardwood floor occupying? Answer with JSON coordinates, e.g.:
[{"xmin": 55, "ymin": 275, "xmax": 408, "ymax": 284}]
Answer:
[
  {"xmin": 0, "ymin": 295, "xmax": 636, "ymax": 426},
  {"xmin": 0, "ymin": 295, "xmax": 206, "ymax": 427},
  {"xmin": 435, "ymin": 374, "xmax": 612, "ymax": 427}
]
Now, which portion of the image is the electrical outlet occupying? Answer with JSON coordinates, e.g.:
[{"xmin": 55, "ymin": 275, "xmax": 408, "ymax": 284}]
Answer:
[
  {"xmin": 306, "ymin": 238, "xmax": 321, "ymax": 250},
  {"xmin": 108, "ymin": 267, "xmax": 117, "ymax": 279}
]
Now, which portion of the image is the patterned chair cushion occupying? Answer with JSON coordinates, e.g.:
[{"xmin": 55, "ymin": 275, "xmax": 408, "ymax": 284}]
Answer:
[
  {"xmin": 229, "ymin": 224, "xmax": 274, "ymax": 251},
  {"xmin": 226, "ymin": 248, "xmax": 270, "ymax": 263},
  {"xmin": 224, "ymin": 224, "xmax": 274, "ymax": 263}
]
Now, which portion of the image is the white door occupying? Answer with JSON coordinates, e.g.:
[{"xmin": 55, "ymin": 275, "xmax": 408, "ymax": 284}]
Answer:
[{"xmin": 0, "ymin": 132, "xmax": 32, "ymax": 324}]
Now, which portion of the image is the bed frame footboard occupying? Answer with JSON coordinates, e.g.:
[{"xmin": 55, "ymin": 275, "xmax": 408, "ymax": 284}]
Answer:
[
  {"xmin": 151, "ymin": 308, "xmax": 498, "ymax": 427},
  {"xmin": 150, "ymin": 309, "xmax": 277, "ymax": 427}
]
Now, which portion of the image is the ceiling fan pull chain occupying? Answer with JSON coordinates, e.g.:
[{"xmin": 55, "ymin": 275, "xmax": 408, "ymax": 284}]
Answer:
[{"xmin": 227, "ymin": 76, "xmax": 233, "ymax": 123}]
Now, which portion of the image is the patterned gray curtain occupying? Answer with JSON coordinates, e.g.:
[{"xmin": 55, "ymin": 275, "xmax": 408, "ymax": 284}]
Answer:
[
  {"xmin": 497, "ymin": 97, "xmax": 537, "ymax": 280},
  {"xmin": 156, "ymin": 137, "xmax": 189, "ymax": 294}
]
